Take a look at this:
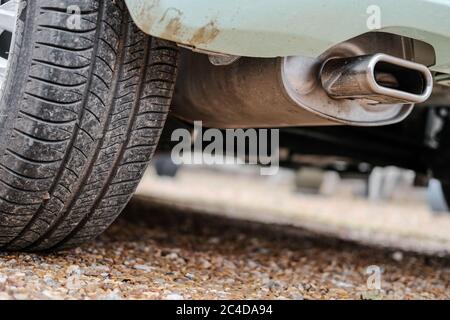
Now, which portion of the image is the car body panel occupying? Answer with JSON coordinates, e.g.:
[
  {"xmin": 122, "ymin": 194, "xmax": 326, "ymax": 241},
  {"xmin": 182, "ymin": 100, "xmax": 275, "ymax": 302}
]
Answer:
[{"xmin": 125, "ymin": 0, "xmax": 450, "ymax": 74}]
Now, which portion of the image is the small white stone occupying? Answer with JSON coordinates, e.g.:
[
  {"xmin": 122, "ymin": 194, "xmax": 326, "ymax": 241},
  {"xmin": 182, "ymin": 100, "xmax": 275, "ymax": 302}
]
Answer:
[
  {"xmin": 166, "ymin": 253, "xmax": 179, "ymax": 260},
  {"xmin": 99, "ymin": 291, "xmax": 123, "ymax": 300},
  {"xmin": 165, "ymin": 293, "xmax": 184, "ymax": 300},
  {"xmin": 392, "ymin": 251, "xmax": 404, "ymax": 262},
  {"xmin": 133, "ymin": 264, "xmax": 154, "ymax": 272},
  {"xmin": 66, "ymin": 265, "xmax": 82, "ymax": 276},
  {"xmin": 0, "ymin": 275, "xmax": 7, "ymax": 284}
]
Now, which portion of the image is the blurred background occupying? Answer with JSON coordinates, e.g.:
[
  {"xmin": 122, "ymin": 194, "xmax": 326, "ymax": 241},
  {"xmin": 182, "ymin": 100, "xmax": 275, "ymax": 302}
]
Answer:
[{"xmin": 135, "ymin": 151, "xmax": 450, "ymax": 256}]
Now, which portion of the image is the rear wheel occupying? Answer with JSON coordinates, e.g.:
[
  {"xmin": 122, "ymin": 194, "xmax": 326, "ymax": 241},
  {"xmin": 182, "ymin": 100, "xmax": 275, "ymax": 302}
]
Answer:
[{"xmin": 0, "ymin": 0, "xmax": 178, "ymax": 251}]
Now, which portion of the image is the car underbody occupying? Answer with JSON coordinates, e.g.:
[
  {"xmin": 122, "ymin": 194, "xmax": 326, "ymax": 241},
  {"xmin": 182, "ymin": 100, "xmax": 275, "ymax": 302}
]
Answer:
[{"xmin": 124, "ymin": 0, "xmax": 450, "ymax": 188}]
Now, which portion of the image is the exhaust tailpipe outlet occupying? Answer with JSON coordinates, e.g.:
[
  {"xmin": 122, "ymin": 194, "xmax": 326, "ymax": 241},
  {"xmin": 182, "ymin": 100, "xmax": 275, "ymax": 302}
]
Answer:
[{"xmin": 320, "ymin": 54, "xmax": 433, "ymax": 104}]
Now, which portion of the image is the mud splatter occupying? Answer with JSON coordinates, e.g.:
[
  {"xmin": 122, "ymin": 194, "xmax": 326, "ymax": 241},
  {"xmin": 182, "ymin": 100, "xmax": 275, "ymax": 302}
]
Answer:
[
  {"xmin": 160, "ymin": 16, "xmax": 183, "ymax": 40},
  {"xmin": 190, "ymin": 21, "xmax": 220, "ymax": 46}
]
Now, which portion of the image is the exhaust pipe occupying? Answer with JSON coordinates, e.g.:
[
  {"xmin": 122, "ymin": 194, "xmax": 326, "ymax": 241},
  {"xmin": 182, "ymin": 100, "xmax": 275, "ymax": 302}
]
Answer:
[
  {"xmin": 320, "ymin": 54, "xmax": 433, "ymax": 104},
  {"xmin": 172, "ymin": 34, "xmax": 436, "ymax": 128}
]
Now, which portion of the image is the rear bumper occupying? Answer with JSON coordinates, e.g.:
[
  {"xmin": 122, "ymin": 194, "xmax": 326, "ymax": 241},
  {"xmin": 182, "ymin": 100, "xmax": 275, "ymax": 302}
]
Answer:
[{"xmin": 125, "ymin": 0, "xmax": 450, "ymax": 74}]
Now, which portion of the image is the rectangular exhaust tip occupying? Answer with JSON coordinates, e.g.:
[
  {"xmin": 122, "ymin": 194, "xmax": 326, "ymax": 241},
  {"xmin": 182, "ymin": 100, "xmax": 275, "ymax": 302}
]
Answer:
[{"xmin": 321, "ymin": 54, "xmax": 433, "ymax": 105}]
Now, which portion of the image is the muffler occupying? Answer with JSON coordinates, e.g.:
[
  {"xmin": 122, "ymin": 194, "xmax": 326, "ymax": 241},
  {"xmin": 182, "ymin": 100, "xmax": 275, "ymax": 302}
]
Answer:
[
  {"xmin": 321, "ymin": 54, "xmax": 433, "ymax": 104},
  {"xmin": 171, "ymin": 33, "xmax": 435, "ymax": 128}
]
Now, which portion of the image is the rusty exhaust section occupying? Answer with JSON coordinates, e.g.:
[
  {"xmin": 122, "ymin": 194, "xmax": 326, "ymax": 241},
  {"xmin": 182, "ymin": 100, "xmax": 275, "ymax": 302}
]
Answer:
[
  {"xmin": 321, "ymin": 54, "xmax": 433, "ymax": 105},
  {"xmin": 171, "ymin": 34, "xmax": 435, "ymax": 128}
]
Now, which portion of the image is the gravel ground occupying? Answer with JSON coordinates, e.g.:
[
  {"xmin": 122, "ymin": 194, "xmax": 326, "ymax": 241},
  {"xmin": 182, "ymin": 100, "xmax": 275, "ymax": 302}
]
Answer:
[{"xmin": 0, "ymin": 196, "xmax": 449, "ymax": 300}]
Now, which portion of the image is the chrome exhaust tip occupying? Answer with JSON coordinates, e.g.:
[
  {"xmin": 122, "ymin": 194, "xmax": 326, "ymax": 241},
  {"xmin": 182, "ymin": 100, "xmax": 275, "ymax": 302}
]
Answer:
[{"xmin": 320, "ymin": 53, "xmax": 433, "ymax": 104}]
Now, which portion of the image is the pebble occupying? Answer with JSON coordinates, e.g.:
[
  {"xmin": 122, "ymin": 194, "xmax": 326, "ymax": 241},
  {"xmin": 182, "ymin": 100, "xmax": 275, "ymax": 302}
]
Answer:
[
  {"xmin": 66, "ymin": 265, "xmax": 82, "ymax": 276},
  {"xmin": 99, "ymin": 291, "xmax": 123, "ymax": 300},
  {"xmin": 199, "ymin": 258, "xmax": 212, "ymax": 269},
  {"xmin": 165, "ymin": 253, "xmax": 179, "ymax": 260},
  {"xmin": 185, "ymin": 273, "xmax": 195, "ymax": 280},
  {"xmin": 133, "ymin": 264, "xmax": 154, "ymax": 272},
  {"xmin": 0, "ymin": 275, "xmax": 7, "ymax": 284},
  {"xmin": 247, "ymin": 260, "xmax": 259, "ymax": 269},
  {"xmin": 43, "ymin": 275, "xmax": 58, "ymax": 287},
  {"xmin": 392, "ymin": 251, "xmax": 404, "ymax": 262},
  {"xmin": 165, "ymin": 293, "xmax": 184, "ymax": 300}
]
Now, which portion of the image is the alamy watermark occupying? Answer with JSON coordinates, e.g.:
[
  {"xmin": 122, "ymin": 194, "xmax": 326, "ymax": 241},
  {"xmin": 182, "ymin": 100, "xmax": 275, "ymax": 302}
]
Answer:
[
  {"xmin": 171, "ymin": 121, "xmax": 280, "ymax": 176},
  {"xmin": 66, "ymin": 5, "xmax": 82, "ymax": 30},
  {"xmin": 366, "ymin": 5, "xmax": 382, "ymax": 30},
  {"xmin": 366, "ymin": 265, "xmax": 382, "ymax": 290}
]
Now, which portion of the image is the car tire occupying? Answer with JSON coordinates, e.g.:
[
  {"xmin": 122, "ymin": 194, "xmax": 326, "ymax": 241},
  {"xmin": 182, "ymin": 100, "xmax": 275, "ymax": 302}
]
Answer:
[{"xmin": 0, "ymin": 0, "xmax": 178, "ymax": 251}]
